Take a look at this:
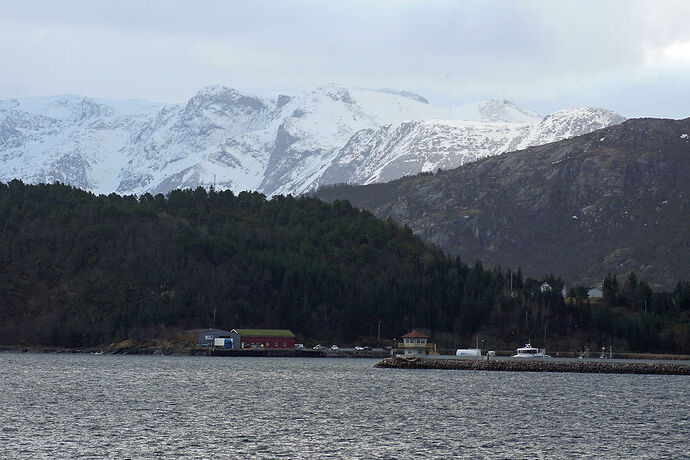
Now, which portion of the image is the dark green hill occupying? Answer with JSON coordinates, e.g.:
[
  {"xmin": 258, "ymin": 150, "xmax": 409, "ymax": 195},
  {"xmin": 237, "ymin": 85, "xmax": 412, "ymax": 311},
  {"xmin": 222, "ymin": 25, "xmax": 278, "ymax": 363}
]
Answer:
[{"xmin": 0, "ymin": 181, "xmax": 688, "ymax": 352}]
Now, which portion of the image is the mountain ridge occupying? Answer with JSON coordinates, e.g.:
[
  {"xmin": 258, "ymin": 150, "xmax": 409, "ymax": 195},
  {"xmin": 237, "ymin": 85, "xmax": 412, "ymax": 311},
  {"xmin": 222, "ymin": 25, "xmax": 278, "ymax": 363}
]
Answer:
[
  {"xmin": 315, "ymin": 117, "xmax": 690, "ymax": 289},
  {"xmin": 0, "ymin": 85, "xmax": 624, "ymax": 196}
]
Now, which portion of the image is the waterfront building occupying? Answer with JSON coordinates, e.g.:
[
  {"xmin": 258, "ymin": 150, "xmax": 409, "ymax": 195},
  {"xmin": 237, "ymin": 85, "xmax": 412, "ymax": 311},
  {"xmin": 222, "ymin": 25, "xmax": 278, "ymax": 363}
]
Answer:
[
  {"xmin": 232, "ymin": 329, "xmax": 296, "ymax": 349},
  {"xmin": 194, "ymin": 329, "xmax": 240, "ymax": 348},
  {"xmin": 397, "ymin": 330, "xmax": 437, "ymax": 356}
]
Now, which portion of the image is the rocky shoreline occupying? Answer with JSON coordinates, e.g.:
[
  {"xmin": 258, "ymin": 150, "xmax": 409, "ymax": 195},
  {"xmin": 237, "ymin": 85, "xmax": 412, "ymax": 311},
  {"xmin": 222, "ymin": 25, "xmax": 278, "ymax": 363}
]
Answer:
[
  {"xmin": 0, "ymin": 340, "xmax": 390, "ymax": 358},
  {"xmin": 0, "ymin": 340, "xmax": 195, "ymax": 356},
  {"xmin": 375, "ymin": 357, "xmax": 690, "ymax": 375}
]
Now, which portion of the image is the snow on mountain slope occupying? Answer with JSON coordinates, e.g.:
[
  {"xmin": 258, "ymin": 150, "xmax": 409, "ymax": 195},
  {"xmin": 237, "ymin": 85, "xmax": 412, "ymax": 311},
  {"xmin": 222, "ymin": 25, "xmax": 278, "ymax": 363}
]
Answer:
[
  {"xmin": 259, "ymin": 85, "xmax": 455, "ymax": 196},
  {"xmin": 516, "ymin": 107, "xmax": 626, "ymax": 149},
  {"xmin": 0, "ymin": 96, "xmax": 166, "ymax": 192},
  {"xmin": 315, "ymin": 107, "xmax": 625, "ymax": 189},
  {"xmin": 0, "ymin": 87, "xmax": 625, "ymax": 196},
  {"xmin": 117, "ymin": 84, "xmax": 455, "ymax": 195},
  {"xmin": 117, "ymin": 85, "xmax": 295, "ymax": 194}
]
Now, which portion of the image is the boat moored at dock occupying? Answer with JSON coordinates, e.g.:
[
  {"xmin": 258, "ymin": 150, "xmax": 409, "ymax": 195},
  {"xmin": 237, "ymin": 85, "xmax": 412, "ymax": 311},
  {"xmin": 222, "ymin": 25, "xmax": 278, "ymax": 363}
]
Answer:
[{"xmin": 513, "ymin": 343, "xmax": 550, "ymax": 358}]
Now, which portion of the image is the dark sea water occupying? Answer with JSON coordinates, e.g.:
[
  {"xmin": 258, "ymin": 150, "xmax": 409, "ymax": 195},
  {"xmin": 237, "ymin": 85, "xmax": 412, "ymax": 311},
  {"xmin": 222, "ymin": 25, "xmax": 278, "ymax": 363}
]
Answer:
[{"xmin": 1, "ymin": 353, "xmax": 688, "ymax": 459}]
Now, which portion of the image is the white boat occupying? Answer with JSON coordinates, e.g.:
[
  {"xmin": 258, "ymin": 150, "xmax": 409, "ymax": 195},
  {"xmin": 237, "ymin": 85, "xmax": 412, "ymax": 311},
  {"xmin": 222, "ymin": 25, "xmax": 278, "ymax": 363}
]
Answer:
[{"xmin": 512, "ymin": 343, "xmax": 550, "ymax": 358}]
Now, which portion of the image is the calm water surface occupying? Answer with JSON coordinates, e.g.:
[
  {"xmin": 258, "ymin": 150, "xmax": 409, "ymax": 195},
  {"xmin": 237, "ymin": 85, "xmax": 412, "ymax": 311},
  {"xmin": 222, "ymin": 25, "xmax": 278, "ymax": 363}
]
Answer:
[{"xmin": 1, "ymin": 353, "xmax": 688, "ymax": 459}]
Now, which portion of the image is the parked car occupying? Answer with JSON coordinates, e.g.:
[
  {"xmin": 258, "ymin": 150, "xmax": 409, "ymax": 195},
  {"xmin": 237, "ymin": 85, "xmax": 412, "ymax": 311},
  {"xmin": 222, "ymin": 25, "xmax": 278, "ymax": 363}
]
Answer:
[
  {"xmin": 331, "ymin": 345, "xmax": 339, "ymax": 351},
  {"xmin": 294, "ymin": 343, "xmax": 304, "ymax": 349},
  {"xmin": 363, "ymin": 345, "xmax": 372, "ymax": 351},
  {"xmin": 313, "ymin": 344, "xmax": 324, "ymax": 350},
  {"xmin": 382, "ymin": 345, "xmax": 392, "ymax": 351},
  {"xmin": 354, "ymin": 346, "xmax": 364, "ymax": 351}
]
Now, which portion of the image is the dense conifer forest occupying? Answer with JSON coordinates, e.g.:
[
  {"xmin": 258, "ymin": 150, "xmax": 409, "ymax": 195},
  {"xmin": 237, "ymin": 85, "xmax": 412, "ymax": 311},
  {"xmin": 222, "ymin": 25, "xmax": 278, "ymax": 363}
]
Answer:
[{"xmin": 0, "ymin": 181, "xmax": 688, "ymax": 352}]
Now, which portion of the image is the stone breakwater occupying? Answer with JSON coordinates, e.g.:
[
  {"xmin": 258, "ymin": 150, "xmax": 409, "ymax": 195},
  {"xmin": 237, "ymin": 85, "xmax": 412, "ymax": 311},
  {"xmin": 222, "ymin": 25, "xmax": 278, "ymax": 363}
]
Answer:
[{"xmin": 375, "ymin": 357, "xmax": 690, "ymax": 375}]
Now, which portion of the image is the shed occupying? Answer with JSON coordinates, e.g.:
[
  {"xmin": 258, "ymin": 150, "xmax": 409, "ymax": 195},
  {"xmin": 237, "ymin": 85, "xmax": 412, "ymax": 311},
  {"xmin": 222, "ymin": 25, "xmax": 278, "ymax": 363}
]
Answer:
[{"xmin": 195, "ymin": 329, "xmax": 240, "ymax": 348}]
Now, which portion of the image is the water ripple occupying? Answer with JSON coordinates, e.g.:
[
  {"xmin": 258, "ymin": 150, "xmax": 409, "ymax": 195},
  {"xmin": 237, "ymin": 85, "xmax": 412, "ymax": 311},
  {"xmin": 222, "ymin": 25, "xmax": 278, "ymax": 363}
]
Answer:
[{"xmin": 0, "ymin": 353, "xmax": 688, "ymax": 458}]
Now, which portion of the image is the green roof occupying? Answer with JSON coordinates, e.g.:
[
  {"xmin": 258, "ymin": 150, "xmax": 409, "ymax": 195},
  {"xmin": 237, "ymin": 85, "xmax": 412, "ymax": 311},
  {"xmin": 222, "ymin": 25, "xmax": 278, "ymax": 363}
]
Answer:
[{"xmin": 232, "ymin": 329, "xmax": 295, "ymax": 338}]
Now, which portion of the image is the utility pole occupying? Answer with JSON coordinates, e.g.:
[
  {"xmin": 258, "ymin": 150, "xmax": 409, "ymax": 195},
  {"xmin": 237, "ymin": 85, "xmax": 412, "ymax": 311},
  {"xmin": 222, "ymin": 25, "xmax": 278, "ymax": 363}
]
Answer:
[
  {"xmin": 525, "ymin": 310, "xmax": 528, "ymax": 330},
  {"xmin": 377, "ymin": 320, "xmax": 381, "ymax": 342}
]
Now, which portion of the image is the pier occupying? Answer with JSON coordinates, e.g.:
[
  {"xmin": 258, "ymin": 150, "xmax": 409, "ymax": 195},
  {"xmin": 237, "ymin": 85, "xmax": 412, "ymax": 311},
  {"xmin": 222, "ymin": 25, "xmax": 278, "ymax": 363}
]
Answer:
[{"xmin": 375, "ymin": 356, "xmax": 690, "ymax": 375}]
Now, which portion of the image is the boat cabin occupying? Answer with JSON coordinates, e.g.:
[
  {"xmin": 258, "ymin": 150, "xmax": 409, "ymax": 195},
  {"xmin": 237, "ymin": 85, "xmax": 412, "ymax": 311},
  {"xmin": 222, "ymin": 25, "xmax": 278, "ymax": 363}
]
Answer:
[{"xmin": 513, "ymin": 343, "xmax": 550, "ymax": 358}]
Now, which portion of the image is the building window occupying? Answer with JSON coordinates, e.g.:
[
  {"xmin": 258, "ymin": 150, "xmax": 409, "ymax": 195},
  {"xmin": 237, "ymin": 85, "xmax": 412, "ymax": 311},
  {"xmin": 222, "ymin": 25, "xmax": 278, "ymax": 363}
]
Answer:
[
  {"xmin": 283, "ymin": 342, "xmax": 287, "ymax": 347},
  {"xmin": 274, "ymin": 341, "xmax": 278, "ymax": 347}
]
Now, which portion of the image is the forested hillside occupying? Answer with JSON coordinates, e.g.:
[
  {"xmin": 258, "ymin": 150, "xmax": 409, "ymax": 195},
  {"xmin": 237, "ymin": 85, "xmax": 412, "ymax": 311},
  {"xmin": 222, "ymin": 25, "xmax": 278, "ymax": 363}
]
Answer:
[{"xmin": 1, "ymin": 181, "xmax": 688, "ymax": 352}]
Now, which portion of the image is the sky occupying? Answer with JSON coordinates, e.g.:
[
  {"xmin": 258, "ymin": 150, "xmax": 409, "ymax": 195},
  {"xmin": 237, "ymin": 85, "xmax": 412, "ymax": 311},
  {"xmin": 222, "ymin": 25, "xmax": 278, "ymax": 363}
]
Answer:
[{"xmin": 1, "ymin": 0, "xmax": 689, "ymax": 118}]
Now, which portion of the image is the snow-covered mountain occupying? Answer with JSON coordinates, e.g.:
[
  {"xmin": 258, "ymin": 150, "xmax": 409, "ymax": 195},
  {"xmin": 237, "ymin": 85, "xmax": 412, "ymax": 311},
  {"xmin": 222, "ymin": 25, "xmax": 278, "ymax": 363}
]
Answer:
[
  {"xmin": 0, "ymin": 85, "xmax": 625, "ymax": 196},
  {"xmin": 317, "ymin": 107, "xmax": 625, "ymax": 187}
]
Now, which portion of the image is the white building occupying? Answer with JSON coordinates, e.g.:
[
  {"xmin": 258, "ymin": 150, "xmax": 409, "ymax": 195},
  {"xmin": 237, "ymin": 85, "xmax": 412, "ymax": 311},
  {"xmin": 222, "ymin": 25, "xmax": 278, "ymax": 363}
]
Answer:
[{"xmin": 397, "ymin": 330, "xmax": 437, "ymax": 356}]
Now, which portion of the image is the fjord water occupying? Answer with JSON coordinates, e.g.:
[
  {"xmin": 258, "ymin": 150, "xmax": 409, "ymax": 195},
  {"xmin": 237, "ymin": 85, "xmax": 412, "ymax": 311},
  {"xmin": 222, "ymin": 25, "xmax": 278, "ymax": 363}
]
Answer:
[{"xmin": 1, "ymin": 354, "xmax": 688, "ymax": 458}]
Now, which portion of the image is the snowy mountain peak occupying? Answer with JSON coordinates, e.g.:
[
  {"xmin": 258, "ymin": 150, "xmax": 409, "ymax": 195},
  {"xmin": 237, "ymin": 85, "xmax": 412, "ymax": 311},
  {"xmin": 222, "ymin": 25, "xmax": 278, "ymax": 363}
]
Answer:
[
  {"xmin": 541, "ymin": 107, "xmax": 626, "ymax": 125},
  {"xmin": 195, "ymin": 84, "xmax": 234, "ymax": 96},
  {"xmin": 376, "ymin": 88, "xmax": 429, "ymax": 104},
  {"xmin": 453, "ymin": 99, "xmax": 542, "ymax": 123},
  {"xmin": 312, "ymin": 85, "xmax": 357, "ymax": 104},
  {"xmin": 0, "ymin": 95, "xmax": 116, "ymax": 122},
  {"xmin": 185, "ymin": 85, "xmax": 267, "ymax": 116},
  {"xmin": 517, "ymin": 107, "xmax": 627, "ymax": 148},
  {"xmin": 479, "ymin": 99, "xmax": 541, "ymax": 123}
]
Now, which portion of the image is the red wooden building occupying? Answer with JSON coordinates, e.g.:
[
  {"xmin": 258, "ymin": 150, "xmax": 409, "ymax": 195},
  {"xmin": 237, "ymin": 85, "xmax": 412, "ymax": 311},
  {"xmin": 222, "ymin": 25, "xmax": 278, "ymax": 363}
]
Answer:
[{"xmin": 232, "ymin": 329, "xmax": 296, "ymax": 349}]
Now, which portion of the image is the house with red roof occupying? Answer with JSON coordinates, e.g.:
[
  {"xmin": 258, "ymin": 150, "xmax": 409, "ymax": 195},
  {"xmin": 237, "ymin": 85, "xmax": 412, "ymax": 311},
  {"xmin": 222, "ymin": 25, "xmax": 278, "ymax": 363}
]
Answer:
[{"xmin": 397, "ymin": 330, "xmax": 437, "ymax": 357}]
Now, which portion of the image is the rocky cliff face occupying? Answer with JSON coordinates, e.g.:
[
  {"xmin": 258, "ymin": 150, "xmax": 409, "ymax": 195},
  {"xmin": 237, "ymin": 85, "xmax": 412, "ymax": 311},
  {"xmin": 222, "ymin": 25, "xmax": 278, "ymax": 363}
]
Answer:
[{"xmin": 316, "ymin": 118, "xmax": 690, "ymax": 289}]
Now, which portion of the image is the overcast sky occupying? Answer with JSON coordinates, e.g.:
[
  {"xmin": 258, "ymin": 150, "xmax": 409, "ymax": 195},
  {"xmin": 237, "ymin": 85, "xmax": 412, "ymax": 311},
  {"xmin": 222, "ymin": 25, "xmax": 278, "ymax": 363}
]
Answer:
[{"xmin": 1, "ymin": 0, "xmax": 689, "ymax": 118}]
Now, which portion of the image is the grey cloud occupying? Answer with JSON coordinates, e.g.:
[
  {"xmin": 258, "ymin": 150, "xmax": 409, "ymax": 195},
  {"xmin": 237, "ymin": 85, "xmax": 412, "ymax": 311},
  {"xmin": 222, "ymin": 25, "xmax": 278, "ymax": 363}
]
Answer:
[{"xmin": 0, "ymin": 0, "xmax": 689, "ymax": 118}]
